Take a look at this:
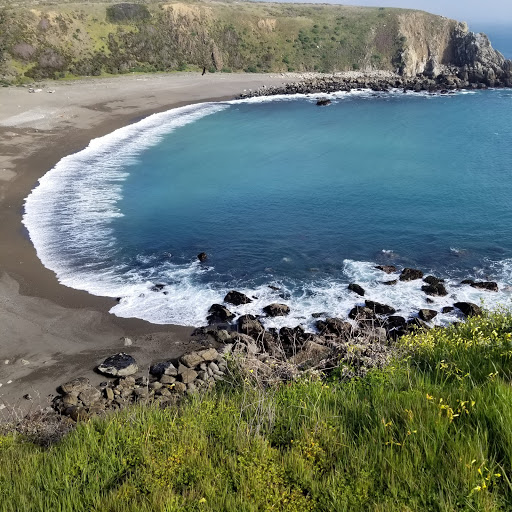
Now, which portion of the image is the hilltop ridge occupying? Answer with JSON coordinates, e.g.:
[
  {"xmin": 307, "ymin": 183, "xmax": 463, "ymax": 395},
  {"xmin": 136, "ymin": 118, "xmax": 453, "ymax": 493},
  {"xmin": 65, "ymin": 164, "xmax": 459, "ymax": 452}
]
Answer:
[{"xmin": 0, "ymin": 1, "xmax": 509, "ymax": 84}]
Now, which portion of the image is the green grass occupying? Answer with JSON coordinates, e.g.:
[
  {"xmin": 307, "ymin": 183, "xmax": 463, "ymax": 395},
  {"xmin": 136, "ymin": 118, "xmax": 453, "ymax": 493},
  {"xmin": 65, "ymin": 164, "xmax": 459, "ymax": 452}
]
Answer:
[{"xmin": 2, "ymin": 310, "xmax": 512, "ymax": 511}]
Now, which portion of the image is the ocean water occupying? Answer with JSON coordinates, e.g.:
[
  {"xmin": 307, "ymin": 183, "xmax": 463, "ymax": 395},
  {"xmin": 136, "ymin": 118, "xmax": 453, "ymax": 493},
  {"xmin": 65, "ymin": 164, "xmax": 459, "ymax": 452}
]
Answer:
[{"xmin": 23, "ymin": 88, "xmax": 512, "ymax": 329}]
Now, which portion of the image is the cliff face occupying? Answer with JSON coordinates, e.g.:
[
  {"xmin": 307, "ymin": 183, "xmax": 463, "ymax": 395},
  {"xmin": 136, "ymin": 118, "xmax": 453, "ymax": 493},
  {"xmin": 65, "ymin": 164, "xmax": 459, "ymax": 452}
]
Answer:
[
  {"xmin": 396, "ymin": 13, "xmax": 510, "ymax": 85},
  {"xmin": 0, "ymin": 1, "xmax": 509, "ymax": 85}
]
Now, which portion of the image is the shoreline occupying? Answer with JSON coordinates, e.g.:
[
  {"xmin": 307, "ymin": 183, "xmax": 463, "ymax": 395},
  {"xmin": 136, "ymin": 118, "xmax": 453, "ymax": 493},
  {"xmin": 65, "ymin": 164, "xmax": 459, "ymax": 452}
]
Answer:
[
  {"xmin": 0, "ymin": 72, "xmax": 292, "ymax": 414},
  {"xmin": 1, "ymin": 70, "xmax": 509, "ymax": 416}
]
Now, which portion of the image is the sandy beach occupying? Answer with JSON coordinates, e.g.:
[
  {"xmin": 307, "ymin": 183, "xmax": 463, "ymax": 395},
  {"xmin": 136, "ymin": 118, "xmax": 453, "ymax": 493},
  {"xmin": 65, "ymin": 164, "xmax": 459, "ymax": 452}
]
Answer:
[{"xmin": 0, "ymin": 72, "xmax": 291, "ymax": 417}]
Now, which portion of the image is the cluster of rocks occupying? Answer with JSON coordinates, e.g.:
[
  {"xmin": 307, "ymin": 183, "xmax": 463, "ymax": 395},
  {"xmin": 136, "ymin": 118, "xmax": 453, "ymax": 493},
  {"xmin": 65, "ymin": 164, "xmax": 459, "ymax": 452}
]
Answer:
[
  {"xmin": 204, "ymin": 268, "xmax": 497, "ymax": 341},
  {"xmin": 53, "ymin": 348, "xmax": 227, "ymax": 421},
  {"xmin": 239, "ymin": 69, "xmax": 512, "ymax": 100},
  {"xmin": 53, "ymin": 265, "xmax": 500, "ymax": 422}
]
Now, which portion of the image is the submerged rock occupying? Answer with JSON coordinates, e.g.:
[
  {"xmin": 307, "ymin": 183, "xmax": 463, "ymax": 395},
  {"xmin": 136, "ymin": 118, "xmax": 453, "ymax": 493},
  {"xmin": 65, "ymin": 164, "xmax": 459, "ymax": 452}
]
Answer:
[
  {"xmin": 470, "ymin": 281, "xmax": 498, "ymax": 292},
  {"xmin": 197, "ymin": 252, "xmax": 207, "ymax": 262},
  {"xmin": 375, "ymin": 265, "xmax": 397, "ymax": 274},
  {"xmin": 348, "ymin": 283, "xmax": 365, "ymax": 296}
]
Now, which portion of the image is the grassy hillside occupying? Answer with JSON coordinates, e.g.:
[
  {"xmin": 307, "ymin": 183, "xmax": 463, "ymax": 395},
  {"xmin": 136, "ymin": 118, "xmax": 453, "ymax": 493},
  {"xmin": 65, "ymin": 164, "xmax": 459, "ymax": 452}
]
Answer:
[
  {"xmin": 2, "ymin": 310, "xmax": 512, "ymax": 511},
  {"xmin": 0, "ymin": 0, "xmax": 440, "ymax": 83}
]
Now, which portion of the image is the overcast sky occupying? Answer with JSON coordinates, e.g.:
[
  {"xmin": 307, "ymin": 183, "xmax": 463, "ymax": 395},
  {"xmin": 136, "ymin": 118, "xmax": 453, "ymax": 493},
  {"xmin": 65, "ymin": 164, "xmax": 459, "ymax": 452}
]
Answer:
[{"xmin": 263, "ymin": 1, "xmax": 512, "ymax": 24}]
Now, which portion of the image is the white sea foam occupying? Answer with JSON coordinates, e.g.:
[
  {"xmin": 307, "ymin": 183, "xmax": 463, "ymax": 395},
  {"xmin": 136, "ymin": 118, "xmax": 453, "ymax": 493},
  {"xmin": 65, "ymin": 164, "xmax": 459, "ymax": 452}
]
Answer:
[{"xmin": 22, "ymin": 90, "xmax": 512, "ymax": 328}]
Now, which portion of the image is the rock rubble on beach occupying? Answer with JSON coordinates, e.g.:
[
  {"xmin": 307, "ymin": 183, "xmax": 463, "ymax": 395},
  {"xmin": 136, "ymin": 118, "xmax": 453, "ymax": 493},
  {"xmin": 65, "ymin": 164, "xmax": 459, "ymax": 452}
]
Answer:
[{"xmin": 52, "ymin": 262, "xmax": 489, "ymax": 423}]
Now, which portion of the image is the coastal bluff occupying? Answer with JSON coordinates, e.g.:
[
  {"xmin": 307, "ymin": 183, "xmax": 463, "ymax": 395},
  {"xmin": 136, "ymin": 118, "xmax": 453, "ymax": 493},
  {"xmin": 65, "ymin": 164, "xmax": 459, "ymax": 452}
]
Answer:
[{"xmin": 0, "ymin": 1, "xmax": 509, "ymax": 83}]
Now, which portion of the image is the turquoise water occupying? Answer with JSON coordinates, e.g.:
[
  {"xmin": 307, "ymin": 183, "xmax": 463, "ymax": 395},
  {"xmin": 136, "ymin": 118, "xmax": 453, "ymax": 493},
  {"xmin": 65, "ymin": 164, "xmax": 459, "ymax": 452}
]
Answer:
[{"xmin": 24, "ymin": 88, "xmax": 512, "ymax": 328}]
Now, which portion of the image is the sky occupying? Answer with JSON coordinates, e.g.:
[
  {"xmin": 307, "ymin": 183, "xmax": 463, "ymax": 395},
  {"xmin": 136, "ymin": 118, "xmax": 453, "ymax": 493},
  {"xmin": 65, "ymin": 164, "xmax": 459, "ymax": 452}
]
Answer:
[{"xmin": 261, "ymin": 1, "xmax": 512, "ymax": 25}]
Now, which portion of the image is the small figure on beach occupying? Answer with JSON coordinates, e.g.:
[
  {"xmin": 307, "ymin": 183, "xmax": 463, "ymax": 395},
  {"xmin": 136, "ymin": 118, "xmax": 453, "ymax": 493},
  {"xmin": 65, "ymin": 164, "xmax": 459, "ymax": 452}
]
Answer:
[{"xmin": 202, "ymin": 67, "xmax": 206, "ymax": 76}]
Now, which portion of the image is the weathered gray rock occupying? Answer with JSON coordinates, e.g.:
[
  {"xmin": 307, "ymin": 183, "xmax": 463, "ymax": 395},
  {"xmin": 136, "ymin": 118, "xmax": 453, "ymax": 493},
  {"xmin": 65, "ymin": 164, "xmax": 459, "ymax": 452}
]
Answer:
[
  {"xmin": 62, "ymin": 393, "xmax": 79, "ymax": 407},
  {"xmin": 97, "ymin": 353, "xmax": 138, "ymax": 377},
  {"xmin": 78, "ymin": 387, "xmax": 101, "ymax": 407},
  {"xmin": 181, "ymin": 352, "xmax": 204, "ymax": 368},
  {"xmin": 178, "ymin": 365, "xmax": 198, "ymax": 384},
  {"xmin": 105, "ymin": 388, "xmax": 114, "ymax": 401},
  {"xmin": 160, "ymin": 375, "xmax": 176, "ymax": 385},
  {"xmin": 197, "ymin": 348, "xmax": 219, "ymax": 362},
  {"xmin": 60, "ymin": 377, "xmax": 91, "ymax": 394}
]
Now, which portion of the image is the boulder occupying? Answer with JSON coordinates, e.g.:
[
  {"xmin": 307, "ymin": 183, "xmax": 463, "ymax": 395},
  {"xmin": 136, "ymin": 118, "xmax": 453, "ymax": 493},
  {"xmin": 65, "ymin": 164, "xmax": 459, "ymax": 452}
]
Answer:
[
  {"xmin": 97, "ymin": 353, "xmax": 138, "ymax": 377},
  {"xmin": 207, "ymin": 304, "xmax": 235, "ymax": 324},
  {"xmin": 178, "ymin": 366, "xmax": 198, "ymax": 385},
  {"xmin": 197, "ymin": 348, "xmax": 219, "ymax": 362},
  {"xmin": 180, "ymin": 352, "xmax": 204, "ymax": 368},
  {"xmin": 418, "ymin": 309, "xmax": 438, "ymax": 322},
  {"xmin": 61, "ymin": 393, "xmax": 79, "ymax": 407},
  {"xmin": 422, "ymin": 282, "xmax": 448, "ymax": 296},
  {"xmin": 400, "ymin": 268, "xmax": 424, "ymax": 281},
  {"xmin": 454, "ymin": 302, "xmax": 483, "ymax": 317},
  {"xmin": 348, "ymin": 306, "xmax": 376, "ymax": 321},
  {"xmin": 375, "ymin": 265, "xmax": 397, "ymax": 274},
  {"xmin": 224, "ymin": 290, "xmax": 252, "ymax": 305},
  {"xmin": 78, "ymin": 388, "xmax": 102, "ymax": 407},
  {"xmin": 289, "ymin": 340, "xmax": 330, "ymax": 366},
  {"xmin": 316, "ymin": 98, "xmax": 331, "ymax": 106},
  {"xmin": 470, "ymin": 281, "xmax": 498, "ymax": 292},
  {"xmin": 279, "ymin": 326, "xmax": 306, "ymax": 345},
  {"xmin": 385, "ymin": 315, "xmax": 407, "ymax": 329},
  {"xmin": 423, "ymin": 276, "xmax": 445, "ymax": 285},
  {"xmin": 263, "ymin": 303, "xmax": 290, "ymax": 317},
  {"xmin": 461, "ymin": 279, "xmax": 475, "ymax": 285},
  {"xmin": 60, "ymin": 377, "xmax": 91, "ymax": 395},
  {"xmin": 348, "ymin": 283, "xmax": 365, "ymax": 296},
  {"xmin": 316, "ymin": 317, "xmax": 352, "ymax": 336},
  {"xmin": 442, "ymin": 306, "xmax": 455, "ymax": 314},
  {"xmin": 197, "ymin": 252, "xmax": 207, "ymax": 262},
  {"xmin": 238, "ymin": 314, "xmax": 265, "ymax": 337},
  {"xmin": 406, "ymin": 318, "xmax": 430, "ymax": 330},
  {"xmin": 364, "ymin": 300, "xmax": 396, "ymax": 315},
  {"xmin": 382, "ymin": 280, "xmax": 397, "ymax": 286},
  {"xmin": 150, "ymin": 361, "xmax": 178, "ymax": 377}
]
